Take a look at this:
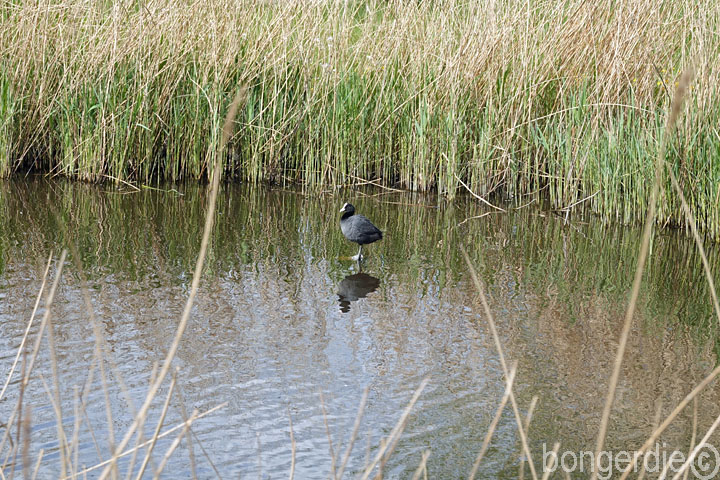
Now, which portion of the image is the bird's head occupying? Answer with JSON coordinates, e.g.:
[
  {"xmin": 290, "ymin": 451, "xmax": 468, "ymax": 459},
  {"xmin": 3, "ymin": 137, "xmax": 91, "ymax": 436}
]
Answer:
[{"xmin": 339, "ymin": 202, "xmax": 355, "ymax": 215}]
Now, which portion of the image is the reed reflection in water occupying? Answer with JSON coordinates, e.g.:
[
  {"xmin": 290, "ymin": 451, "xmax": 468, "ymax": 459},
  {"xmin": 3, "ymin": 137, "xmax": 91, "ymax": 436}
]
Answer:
[{"xmin": 1, "ymin": 177, "xmax": 720, "ymax": 478}]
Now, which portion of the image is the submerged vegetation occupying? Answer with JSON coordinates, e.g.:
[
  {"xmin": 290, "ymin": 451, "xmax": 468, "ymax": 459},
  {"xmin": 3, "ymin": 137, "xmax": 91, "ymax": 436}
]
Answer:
[{"xmin": 1, "ymin": 0, "xmax": 720, "ymax": 235}]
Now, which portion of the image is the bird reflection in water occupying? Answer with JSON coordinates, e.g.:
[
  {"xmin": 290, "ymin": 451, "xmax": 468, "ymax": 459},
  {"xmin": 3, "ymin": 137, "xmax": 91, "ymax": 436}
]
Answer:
[{"xmin": 337, "ymin": 273, "xmax": 380, "ymax": 313}]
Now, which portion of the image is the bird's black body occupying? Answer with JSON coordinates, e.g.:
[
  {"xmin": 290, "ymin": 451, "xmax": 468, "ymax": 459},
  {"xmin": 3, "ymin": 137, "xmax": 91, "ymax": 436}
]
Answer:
[{"xmin": 339, "ymin": 203, "xmax": 382, "ymax": 260}]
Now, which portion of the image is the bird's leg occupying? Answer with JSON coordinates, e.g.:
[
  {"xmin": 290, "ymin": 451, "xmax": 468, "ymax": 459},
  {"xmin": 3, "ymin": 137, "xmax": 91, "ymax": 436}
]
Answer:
[{"xmin": 357, "ymin": 245, "xmax": 363, "ymax": 261}]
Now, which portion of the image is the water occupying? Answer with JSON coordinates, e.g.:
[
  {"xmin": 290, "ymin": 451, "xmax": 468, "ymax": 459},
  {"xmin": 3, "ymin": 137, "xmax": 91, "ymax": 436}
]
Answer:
[{"xmin": 1, "ymin": 177, "xmax": 720, "ymax": 479}]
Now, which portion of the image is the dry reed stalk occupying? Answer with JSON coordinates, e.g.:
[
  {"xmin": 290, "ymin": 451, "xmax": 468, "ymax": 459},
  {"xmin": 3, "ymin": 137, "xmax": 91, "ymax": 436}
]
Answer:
[
  {"xmin": 518, "ymin": 395, "xmax": 539, "ymax": 480},
  {"xmin": 461, "ymin": 247, "xmax": 538, "ymax": 480},
  {"xmin": 558, "ymin": 190, "xmax": 600, "ymax": 213},
  {"xmin": 468, "ymin": 363, "xmax": 517, "ymax": 480},
  {"xmin": 618, "ymin": 363, "xmax": 720, "ymax": 480},
  {"xmin": 670, "ymin": 411, "xmax": 720, "ymax": 480},
  {"xmin": 373, "ymin": 438, "xmax": 387, "ymax": 480},
  {"xmin": 45, "ymin": 263, "xmax": 69, "ymax": 478},
  {"xmin": 48, "ymin": 214, "xmax": 145, "ymax": 480},
  {"xmin": 335, "ymin": 386, "xmax": 369, "ymax": 480},
  {"xmin": 133, "ymin": 370, "xmax": 178, "ymax": 480},
  {"xmin": 288, "ymin": 411, "xmax": 296, "ymax": 480},
  {"xmin": 44, "ymin": 199, "xmax": 144, "ymax": 478},
  {"xmin": 540, "ymin": 442, "xmax": 560, "ymax": 480},
  {"xmin": 456, "ymin": 212, "xmax": 496, "ymax": 228},
  {"xmin": 173, "ymin": 383, "xmax": 197, "ymax": 480},
  {"xmin": 454, "ymin": 173, "xmax": 506, "ymax": 212},
  {"xmin": 80, "ymin": 400, "xmax": 103, "ymax": 465},
  {"xmin": 376, "ymin": 383, "xmax": 425, "ymax": 477},
  {"xmin": 37, "ymin": 374, "xmax": 72, "ymax": 471},
  {"xmin": 21, "ymin": 404, "xmax": 31, "ymax": 480},
  {"xmin": 97, "ymin": 86, "xmax": 247, "ymax": 479},
  {"xmin": 638, "ymin": 402, "xmax": 664, "ymax": 480},
  {"xmin": 140, "ymin": 362, "xmax": 161, "ymax": 477},
  {"xmin": 3, "ymin": 432, "xmax": 17, "ymax": 477},
  {"xmin": 410, "ymin": 450, "xmax": 430, "ymax": 480},
  {"xmin": 63, "ymin": 403, "xmax": 227, "ymax": 479},
  {"xmin": 89, "ymin": 318, "xmax": 115, "ymax": 473},
  {"xmin": 31, "ymin": 449, "xmax": 44, "ymax": 480},
  {"xmin": 667, "ymin": 165, "xmax": 720, "ymax": 322},
  {"xmin": 188, "ymin": 429, "xmax": 222, "ymax": 479},
  {"xmin": 359, "ymin": 378, "xmax": 428, "ymax": 480},
  {"xmin": 2, "ymin": 399, "xmax": 20, "ymax": 459},
  {"xmin": 152, "ymin": 409, "xmax": 199, "ymax": 479},
  {"xmin": 124, "ymin": 416, "xmax": 146, "ymax": 480},
  {"xmin": 0, "ymin": 253, "xmax": 52, "ymax": 402},
  {"xmin": 171, "ymin": 379, "xmax": 217, "ymax": 477},
  {"xmin": 319, "ymin": 391, "xmax": 336, "ymax": 478},
  {"xmin": 590, "ymin": 68, "xmax": 693, "ymax": 480},
  {"xmin": 1, "ymin": 442, "xmax": 15, "ymax": 475},
  {"xmin": 682, "ymin": 398, "xmax": 698, "ymax": 480},
  {"xmin": 69, "ymin": 388, "xmax": 82, "ymax": 478},
  {"xmin": 3, "ymin": 251, "xmax": 67, "ymax": 477}
]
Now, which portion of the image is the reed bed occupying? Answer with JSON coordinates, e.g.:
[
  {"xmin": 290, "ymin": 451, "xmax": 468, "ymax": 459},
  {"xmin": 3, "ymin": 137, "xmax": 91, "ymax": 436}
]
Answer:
[
  {"xmin": 1, "ymin": 0, "xmax": 720, "ymax": 236},
  {"xmin": 2, "ymin": 68, "xmax": 720, "ymax": 478}
]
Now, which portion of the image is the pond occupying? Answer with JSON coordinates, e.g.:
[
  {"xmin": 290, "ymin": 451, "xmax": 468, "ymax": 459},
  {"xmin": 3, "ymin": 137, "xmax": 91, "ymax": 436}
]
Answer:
[{"xmin": 1, "ymin": 177, "xmax": 720, "ymax": 479}]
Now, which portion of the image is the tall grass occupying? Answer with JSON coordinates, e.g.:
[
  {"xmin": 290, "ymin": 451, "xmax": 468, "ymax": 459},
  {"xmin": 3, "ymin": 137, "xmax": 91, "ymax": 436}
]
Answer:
[
  {"xmin": 1, "ymin": 0, "xmax": 720, "ymax": 236},
  {"xmin": 3, "ymin": 75, "xmax": 720, "ymax": 477}
]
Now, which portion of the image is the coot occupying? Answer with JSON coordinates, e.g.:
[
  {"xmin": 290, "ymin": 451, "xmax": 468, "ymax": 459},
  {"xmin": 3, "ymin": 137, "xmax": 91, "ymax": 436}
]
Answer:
[{"xmin": 339, "ymin": 202, "xmax": 383, "ymax": 260}]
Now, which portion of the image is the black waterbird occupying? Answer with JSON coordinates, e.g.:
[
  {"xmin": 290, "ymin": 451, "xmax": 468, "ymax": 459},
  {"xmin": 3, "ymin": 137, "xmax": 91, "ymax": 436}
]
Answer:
[{"xmin": 339, "ymin": 202, "xmax": 383, "ymax": 261}]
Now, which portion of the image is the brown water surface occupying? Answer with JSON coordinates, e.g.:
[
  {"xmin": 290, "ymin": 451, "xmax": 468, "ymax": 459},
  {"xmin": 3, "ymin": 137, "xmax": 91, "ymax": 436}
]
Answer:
[{"xmin": 1, "ymin": 178, "xmax": 720, "ymax": 478}]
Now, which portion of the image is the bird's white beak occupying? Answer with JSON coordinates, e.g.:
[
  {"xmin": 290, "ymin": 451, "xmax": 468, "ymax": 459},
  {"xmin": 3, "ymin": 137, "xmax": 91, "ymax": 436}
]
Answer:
[{"xmin": 339, "ymin": 205, "xmax": 346, "ymax": 213}]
